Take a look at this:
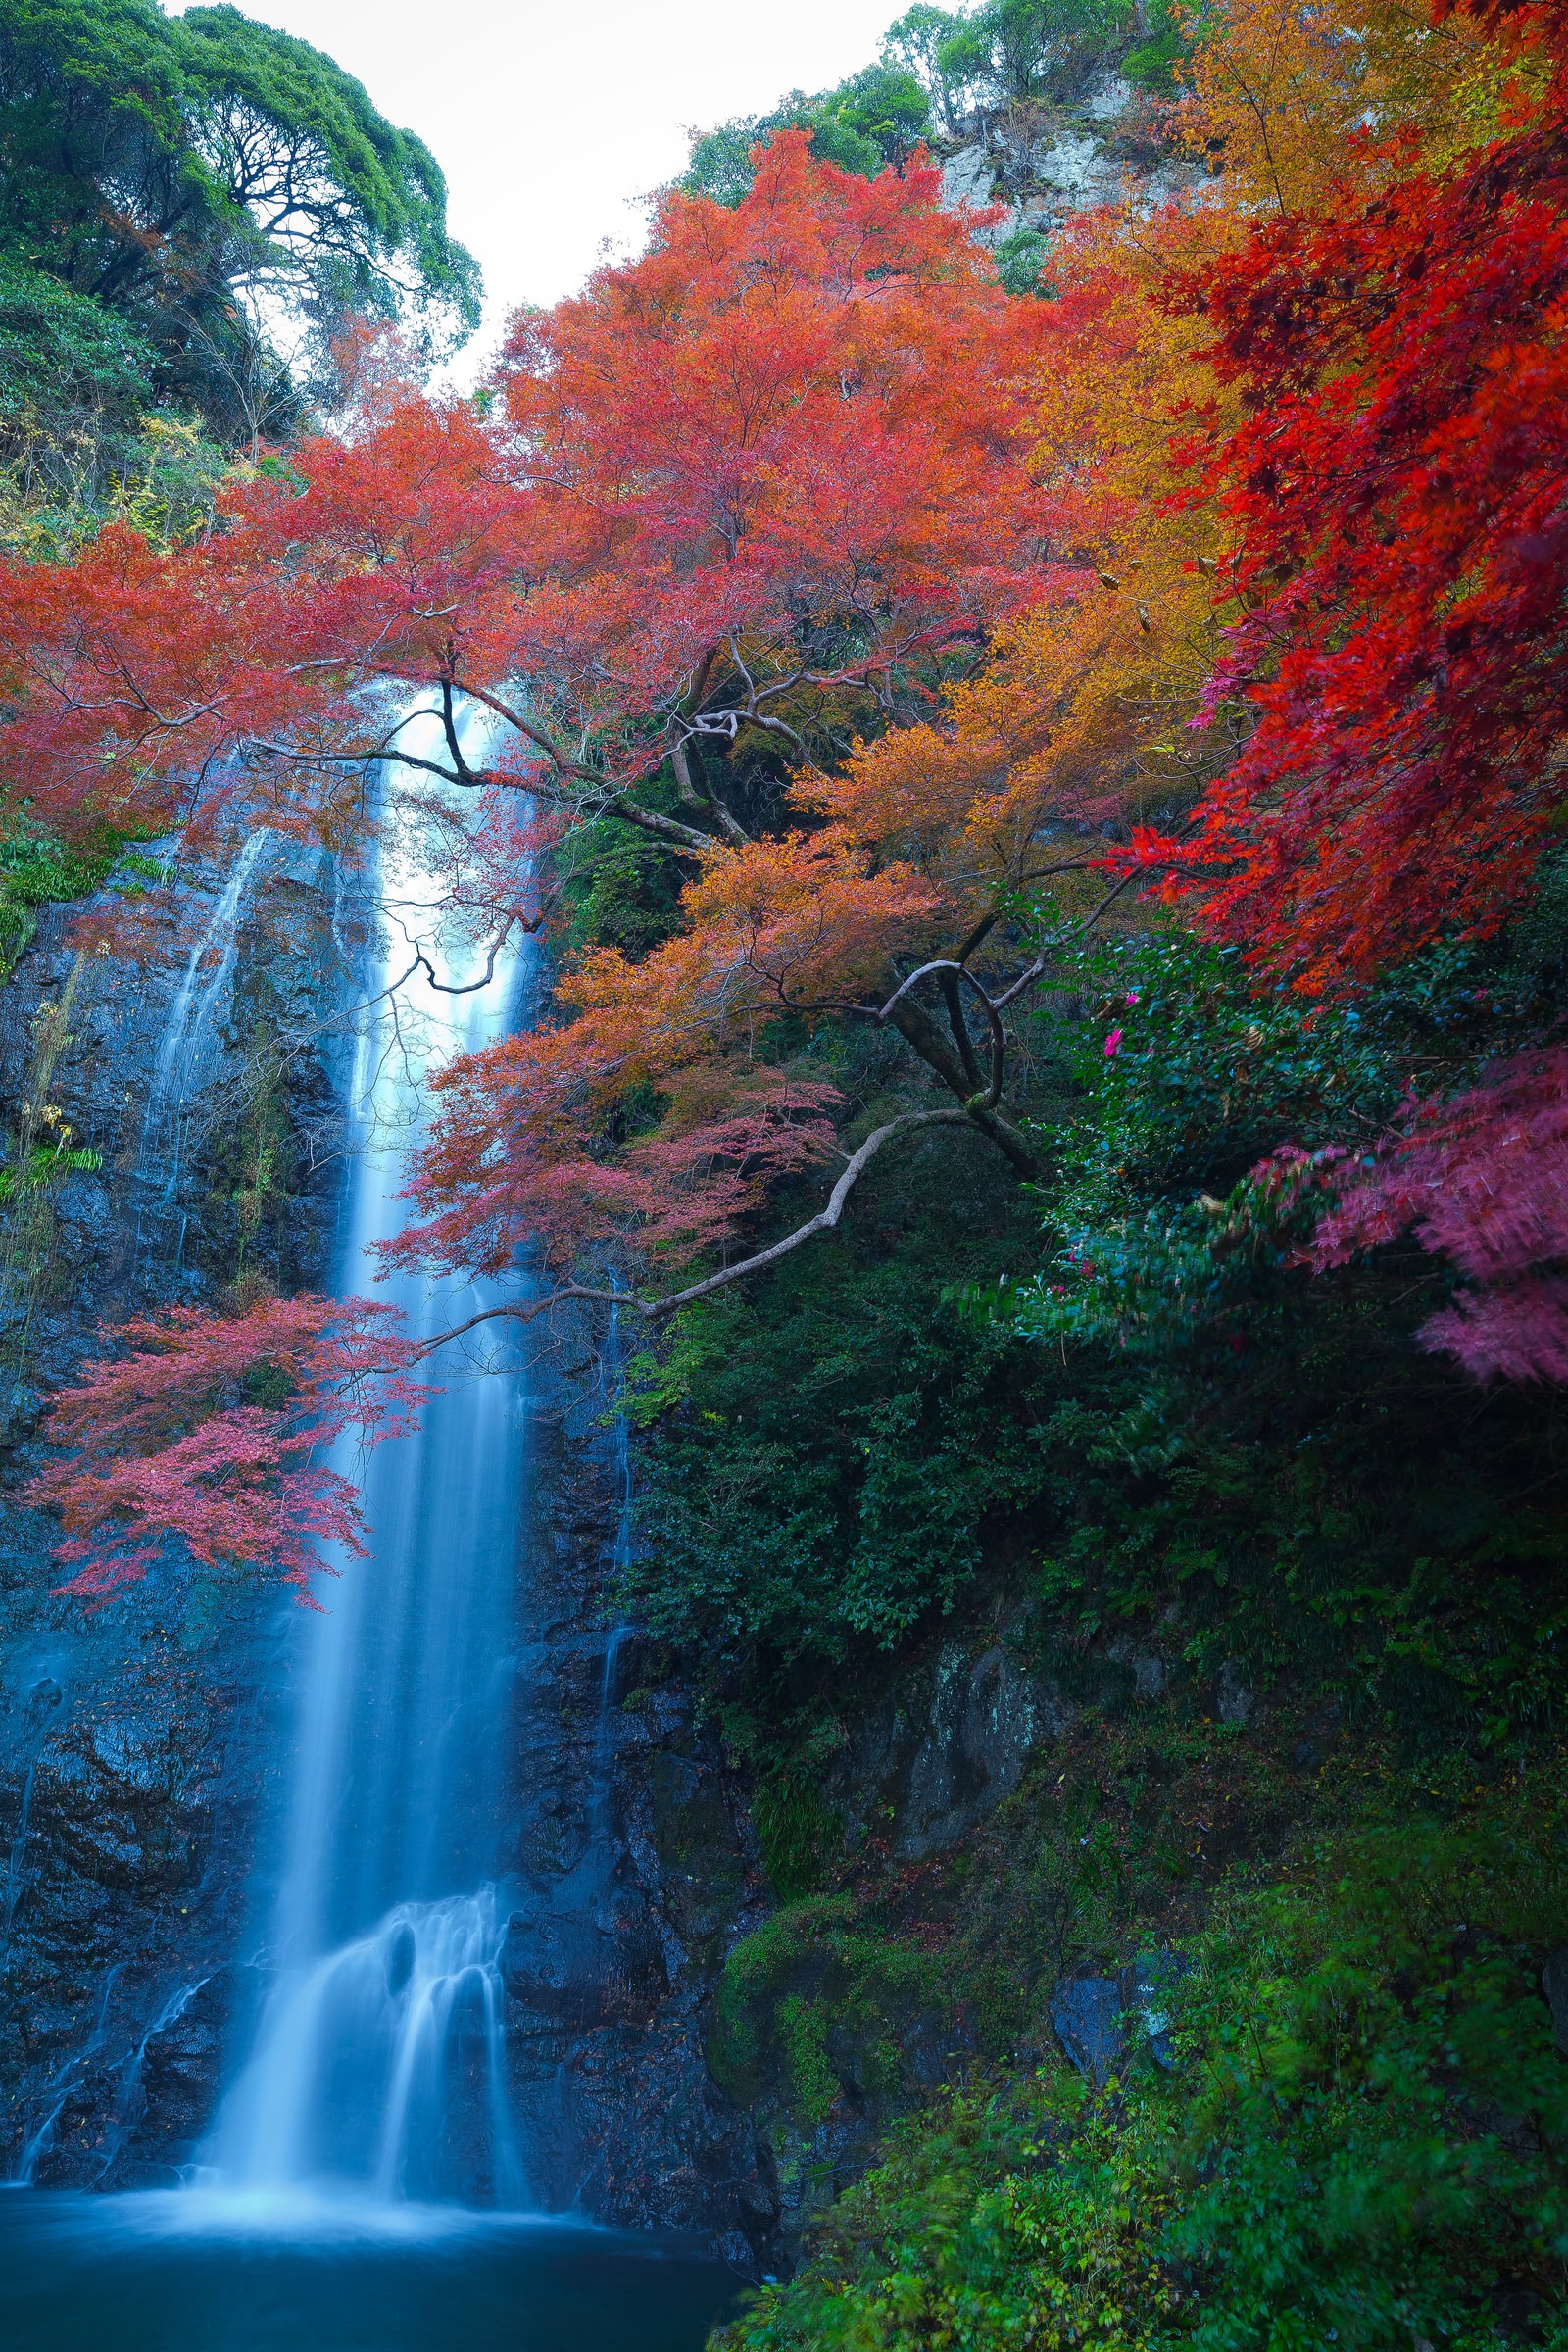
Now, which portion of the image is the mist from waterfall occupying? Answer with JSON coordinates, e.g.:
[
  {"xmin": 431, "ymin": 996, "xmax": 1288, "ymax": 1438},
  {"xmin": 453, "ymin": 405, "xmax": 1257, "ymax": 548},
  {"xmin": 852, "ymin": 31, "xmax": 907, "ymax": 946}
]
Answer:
[{"xmin": 212, "ymin": 707, "xmax": 534, "ymax": 2207}]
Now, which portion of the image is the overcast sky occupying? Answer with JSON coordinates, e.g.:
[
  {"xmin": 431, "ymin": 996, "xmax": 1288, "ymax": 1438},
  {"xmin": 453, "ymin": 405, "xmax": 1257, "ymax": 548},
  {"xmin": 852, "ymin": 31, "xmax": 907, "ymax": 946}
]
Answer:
[{"xmin": 176, "ymin": 0, "xmax": 905, "ymax": 362}]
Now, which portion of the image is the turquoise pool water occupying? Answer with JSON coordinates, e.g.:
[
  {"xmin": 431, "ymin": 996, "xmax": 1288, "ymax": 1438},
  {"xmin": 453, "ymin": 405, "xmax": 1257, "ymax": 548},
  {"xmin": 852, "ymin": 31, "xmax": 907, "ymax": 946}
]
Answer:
[{"xmin": 0, "ymin": 2192, "xmax": 740, "ymax": 2352}]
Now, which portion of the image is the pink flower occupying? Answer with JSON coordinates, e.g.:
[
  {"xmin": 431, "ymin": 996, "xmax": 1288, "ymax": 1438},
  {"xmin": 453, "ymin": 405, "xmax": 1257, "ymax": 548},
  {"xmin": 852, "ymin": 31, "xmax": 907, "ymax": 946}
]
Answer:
[
  {"xmin": 1125, "ymin": 989, "xmax": 1141, "ymax": 1005},
  {"xmin": 1104, "ymin": 1028, "xmax": 1123, "ymax": 1057}
]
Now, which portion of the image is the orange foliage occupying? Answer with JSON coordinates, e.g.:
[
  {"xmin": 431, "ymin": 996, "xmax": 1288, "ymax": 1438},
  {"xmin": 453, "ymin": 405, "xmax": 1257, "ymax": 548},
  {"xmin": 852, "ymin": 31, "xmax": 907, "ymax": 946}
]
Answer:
[
  {"xmin": 0, "ymin": 132, "xmax": 1047, "ymax": 866},
  {"xmin": 1174, "ymin": 0, "xmax": 1534, "ymax": 214},
  {"xmin": 395, "ymin": 828, "xmax": 940, "ymax": 1280},
  {"xmin": 20, "ymin": 0, "xmax": 1568, "ymax": 1602},
  {"xmin": 814, "ymin": 199, "xmax": 1238, "ymax": 936}
]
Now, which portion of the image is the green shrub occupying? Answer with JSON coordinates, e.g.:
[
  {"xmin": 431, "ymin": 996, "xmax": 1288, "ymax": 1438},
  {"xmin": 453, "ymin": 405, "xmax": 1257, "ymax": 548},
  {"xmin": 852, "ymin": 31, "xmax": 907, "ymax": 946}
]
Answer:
[
  {"xmin": 754, "ymin": 1767, "xmax": 845, "ymax": 1902},
  {"xmin": 626, "ymin": 1136, "xmax": 1061, "ymax": 1667},
  {"xmin": 0, "ymin": 831, "xmax": 120, "ymax": 970},
  {"xmin": 716, "ymin": 1792, "xmax": 1568, "ymax": 2351},
  {"xmin": 711, "ymin": 1895, "xmax": 944, "ymax": 2119},
  {"xmin": 971, "ymin": 911, "xmax": 1568, "ymax": 1747},
  {"xmin": 995, "ymin": 223, "xmax": 1054, "ymax": 295}
]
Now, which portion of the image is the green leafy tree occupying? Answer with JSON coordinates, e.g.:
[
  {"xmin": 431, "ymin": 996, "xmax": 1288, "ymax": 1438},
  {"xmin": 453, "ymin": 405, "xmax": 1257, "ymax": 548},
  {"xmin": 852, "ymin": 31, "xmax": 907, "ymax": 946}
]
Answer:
[
  {"xmin": 0, "ymin": 0, "xmax": 480, "ymax": 440},
  {"xmin": 812, "ymin": 62, "xmax": 932, "ymax": 168},
  {"xmin": 994, "ymin": 220, "xmax": 1053, "ymax": 291},
  {"xmin": 882, "ymin": 5, "xmax": 970, "ymax": 134},
  {"xmin": 0, "ymin": 257, "xmax": 152, "ymax": 433},
  {"xmin": 682, "ymin": 61, "xmax": 931, "ymax": 206},
  {"xmin": 1121, "ymin": 0, "xmax": 1191, "ymax": 87},
  {"xmin": 938, "ymin": 0, "xmax": 1133, "ymax": 108}
]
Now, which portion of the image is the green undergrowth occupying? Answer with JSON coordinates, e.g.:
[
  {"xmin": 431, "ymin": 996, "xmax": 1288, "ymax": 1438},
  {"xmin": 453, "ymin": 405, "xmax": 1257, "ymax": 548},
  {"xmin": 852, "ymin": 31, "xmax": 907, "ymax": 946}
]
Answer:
[
  {"xmin": 623, "ymin": 1114, "xmax": 1060, "ymax": 1672},
  {"xmin": 576, "ymin": 810, "xmax": 1568, "ymax": 2346},
  {"xmin": 623, "ymin": 901, "xmax": 1566, "ymax": 1776},
  {"xmin": 717, "ymin": 1781, "xmax": 1568, "ymax": 2350},
  {"xmin": 711, "ymin": 1894, "xmax": 947, "ymax": 2121},
  {"xmin": 0, "ymin": 833, "xmax": 115, "ymax": 972},
  {"xmin": 0, "ymin": 1139, "xmax": 102, "ymax": 1200},
  {"xmin": 0, "ymin": 830, "xmax": 173, "ymax": 975}
]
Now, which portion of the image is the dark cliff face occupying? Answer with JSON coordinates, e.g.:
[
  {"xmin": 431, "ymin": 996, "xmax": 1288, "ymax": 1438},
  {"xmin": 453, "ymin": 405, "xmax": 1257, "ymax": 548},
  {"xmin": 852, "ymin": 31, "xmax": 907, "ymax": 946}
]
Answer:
[
  {"xmin": 0, "ymin": 853, "xmax": 340, "ymax": 2189},
  {"xmin": 480, "ymin": 1369, "xmax": 783, "ymax": 2268}
]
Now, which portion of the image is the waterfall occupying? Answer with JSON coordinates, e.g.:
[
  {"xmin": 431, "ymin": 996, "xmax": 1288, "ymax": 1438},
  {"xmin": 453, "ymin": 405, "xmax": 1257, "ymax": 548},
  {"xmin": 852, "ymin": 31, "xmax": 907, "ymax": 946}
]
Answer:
[
  {"xmin": 14, "ymin": 1966, "xmax": 120, "ymax": 2184},
  {"xmin": 211, "ymin": 706, "xmax": 533, "ymax": 2208},
  {"xmin": 590, "ymin": 1300, "xmax": 635, "ymax": 1837},
  {"xmin": 134, "ymin": 826, "xmax": 272, "ymax": 1272}
]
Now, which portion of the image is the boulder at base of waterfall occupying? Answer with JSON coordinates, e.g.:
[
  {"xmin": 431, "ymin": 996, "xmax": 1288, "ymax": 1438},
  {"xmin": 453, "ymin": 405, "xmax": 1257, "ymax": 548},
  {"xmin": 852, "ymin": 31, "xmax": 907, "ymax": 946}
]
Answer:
[{"xmin": 1052, "ymin": 1950, "xmax": 1192, "ymax": 2083}]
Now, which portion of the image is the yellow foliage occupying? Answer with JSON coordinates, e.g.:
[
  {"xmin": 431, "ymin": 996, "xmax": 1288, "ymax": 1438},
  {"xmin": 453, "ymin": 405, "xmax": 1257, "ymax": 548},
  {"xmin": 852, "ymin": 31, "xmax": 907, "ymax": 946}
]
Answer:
[
  {"xmin": 1176, "ymin": 0, "xmax": 1549, "ymax": 216},
  {"xmin": 0, "ymin": 410, "xmax": 230, "ymax": 559},
  {"xmin": 808, "ymin": 201, "xmax": 1241, "ymax": 922}
]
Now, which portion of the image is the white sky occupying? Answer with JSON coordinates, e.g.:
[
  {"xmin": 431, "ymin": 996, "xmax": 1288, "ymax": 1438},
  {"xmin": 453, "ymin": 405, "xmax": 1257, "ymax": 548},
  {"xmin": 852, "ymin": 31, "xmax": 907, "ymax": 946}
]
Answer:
[{"xmin": 176, "ymin": 0, "xmax": 905, "ymax": 365}]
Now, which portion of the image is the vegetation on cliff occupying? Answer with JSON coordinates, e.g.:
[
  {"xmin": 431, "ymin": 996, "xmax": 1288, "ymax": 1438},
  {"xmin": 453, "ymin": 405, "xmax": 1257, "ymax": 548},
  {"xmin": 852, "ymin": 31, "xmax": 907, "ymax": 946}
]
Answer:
[{"xmin": 0, "ymin": 0, "xmax": 477, "ymax": 547}]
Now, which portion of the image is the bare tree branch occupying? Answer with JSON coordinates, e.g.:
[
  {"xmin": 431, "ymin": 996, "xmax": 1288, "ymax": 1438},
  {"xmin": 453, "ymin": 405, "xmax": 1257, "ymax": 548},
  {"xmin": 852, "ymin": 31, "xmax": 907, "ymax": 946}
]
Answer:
[
  {"xmin": 410, "ymin": 1106, "xmax": 974, "ymax": 1357},
  {"xmin": 671, "ymin": 733, "xmax": 750, "ymax": 843}
]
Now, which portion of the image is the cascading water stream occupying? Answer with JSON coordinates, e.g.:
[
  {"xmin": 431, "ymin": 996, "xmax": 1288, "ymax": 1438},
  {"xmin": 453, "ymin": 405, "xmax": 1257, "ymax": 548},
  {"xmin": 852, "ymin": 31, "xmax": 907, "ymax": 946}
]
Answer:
[
  {"xmin": 590, "ymin": 1299, "xmax": 635, "ymax": 1840},
  {"xmin": 134, "ymin": 827, "xmax": 273, "ymax": 1268},
  {"xmin": 94, "ymin": 1978, "xmax": 212, "ymax": 2185},
  {"xmin": 14, "ymin": 1967, "xmax": 120, "ymax": 2185},
  {"xmin": 211, "ymin": 708, "xmax": 533, "ymax": 2208}
]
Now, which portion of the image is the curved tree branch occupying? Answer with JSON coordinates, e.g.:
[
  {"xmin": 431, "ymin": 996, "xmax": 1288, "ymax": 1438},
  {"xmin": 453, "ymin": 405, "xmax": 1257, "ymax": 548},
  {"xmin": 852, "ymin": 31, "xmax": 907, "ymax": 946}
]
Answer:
[
  {"xmin": 410, "ymin": 1106, "xmax": 975, "ymax": 1357},
  {"xmin": 878, "ymin": 958, "xmax": 1006, "ymax": 1107}
]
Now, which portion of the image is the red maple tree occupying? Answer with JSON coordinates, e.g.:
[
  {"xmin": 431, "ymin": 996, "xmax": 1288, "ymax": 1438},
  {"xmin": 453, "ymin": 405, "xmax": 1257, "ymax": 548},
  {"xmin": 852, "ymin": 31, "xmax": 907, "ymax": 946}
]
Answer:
[
  {"xmin": 1305, "ymin": 1049, "xmax": 1568, "ymax": 1383},
  {"xmin": 0, "ymin": 131, "xmax": 1042, "ymax": 864},
  {"xmin": 1130, "ymin": 0, "xmax": 1568, "ymax": 988},
  {"xmin": 25, "ymin": 1292, "xmax": 424, "ymax": 1607},
  {"xmin": 1103, "ymin": 0, "xmax": 1568, "ymax": 1383}
]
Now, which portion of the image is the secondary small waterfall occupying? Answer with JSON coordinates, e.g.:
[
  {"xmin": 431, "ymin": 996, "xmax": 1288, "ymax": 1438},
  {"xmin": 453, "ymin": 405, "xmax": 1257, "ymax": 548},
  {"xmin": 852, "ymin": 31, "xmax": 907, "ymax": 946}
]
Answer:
[
  {"xmin": 212, "ymin": 709, "xmax": 534, "ymax": 2206},
  {"xmin": 134, "ymin": 828, "xmax": 273, "ymax": 1265}
]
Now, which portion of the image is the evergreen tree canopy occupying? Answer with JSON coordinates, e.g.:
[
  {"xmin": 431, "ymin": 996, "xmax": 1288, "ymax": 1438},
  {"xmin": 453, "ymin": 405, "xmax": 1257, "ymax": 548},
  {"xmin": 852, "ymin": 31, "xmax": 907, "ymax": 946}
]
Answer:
[
  {"xmin": 681, "ymin": 61, "xmax": 932, "ymax": 206},
  {"xmin": 0, "ymin": 0, "xmax": 480, "ymax": 438}
]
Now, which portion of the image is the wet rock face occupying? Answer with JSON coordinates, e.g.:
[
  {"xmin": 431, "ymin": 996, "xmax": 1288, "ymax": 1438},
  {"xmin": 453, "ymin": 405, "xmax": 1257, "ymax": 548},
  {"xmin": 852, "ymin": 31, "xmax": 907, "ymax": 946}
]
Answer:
[
  {"xmin": 502, "ymin": 1903, "xmax": 669, "ymax": 2036},
  {"xmin": 642, "ymin": 1746, "xmax": 755, "ymax": 1961},
  {"xmin": 494, "ymin": 1401, "xmax": 780, "ymax": 2270},
  {"xmin": 1051, "ymin": 1952, "xmax": 1192, "ymax": 2085},
  {"xmin": 830, "ymin": 1637, "xmax": 1074, "ymax": 1863},
  {"xmin": 569, "ymin": 1700, "xmax": 775, "ymax": 2261},
  {"xmin": 0, "ymin": 862, "xmax": 337, "ymax": 2184},
  {"xmin": 897, "ymin": 1642, "xmax": 1070, "ymax": 1860},
  {"xmin": 44, "ymin": 1702, "xmax": 215, "ymax": 1894}
]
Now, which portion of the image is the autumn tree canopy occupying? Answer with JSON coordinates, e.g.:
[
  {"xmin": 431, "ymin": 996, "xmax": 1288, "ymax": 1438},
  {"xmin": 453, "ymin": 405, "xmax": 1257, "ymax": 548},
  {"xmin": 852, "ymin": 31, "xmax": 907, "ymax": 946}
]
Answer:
[
  {"xmin": 1136, "ymin": 19, "xmax": 1568, "ymax": 988},
  {"xmin": 9, "ymin": 0, "xmax": 1568, "ymax": 1592}
]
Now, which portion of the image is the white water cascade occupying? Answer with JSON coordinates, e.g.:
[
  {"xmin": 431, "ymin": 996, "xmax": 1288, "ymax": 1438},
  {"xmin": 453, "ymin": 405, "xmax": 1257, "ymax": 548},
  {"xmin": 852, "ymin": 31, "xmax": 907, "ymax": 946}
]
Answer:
[
  {"xmin": 211, "ymin": 708, "xmax": 534, "ymax": 2208},
  {"xmin": 135, "ymin": 828, "xmax": 273, "ymax": 1239}
]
